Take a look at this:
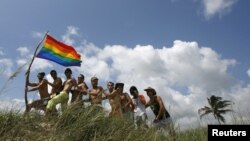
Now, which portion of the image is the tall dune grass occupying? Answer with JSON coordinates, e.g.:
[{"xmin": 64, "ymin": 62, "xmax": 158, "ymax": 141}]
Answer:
[{"xmin": 0, "ymin": 105, "xmax": 211, "ymax": 141}]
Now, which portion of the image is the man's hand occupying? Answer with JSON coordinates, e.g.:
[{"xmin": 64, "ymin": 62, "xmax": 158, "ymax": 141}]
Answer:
[
  {"xmin": 153, "ymin": 118, "xmax": 160, "ymax": 123},
  {"xmin": 25, "ymin": 87, "xmax": 28, "ymax": 93},
  {"xmin": 50, "ymin": 93, "xmax": 56, "ymax": 98}
]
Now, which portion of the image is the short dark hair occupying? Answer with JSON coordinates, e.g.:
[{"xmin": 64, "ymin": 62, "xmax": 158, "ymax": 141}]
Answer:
[
  {"xmin": 115, "ymin": 83, "xmax": 124, "ymax": 90},
  {"xmin": 38, "ymin": 72, "xmax": 45, "ymax": 78},
  {"xmin": 78, "ymin": 74, "xmax": 85, "ymax": 79},
  {"xmin": 107, "ymin": 81, "xmax": 114, "ymax": 86},
  {"xmin": 64, "ymin": 68, "xmax": 72, "ymax": 74},
  {"xmin": 130, "ymin": 86, "xmax": 138, "ymax": 94},
  {"xmin": 50, "ymin": 70, "xmax": 57, "ymax": 75}
]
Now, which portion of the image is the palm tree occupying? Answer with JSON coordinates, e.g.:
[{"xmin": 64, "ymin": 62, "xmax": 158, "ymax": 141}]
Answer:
[{"xmin": 198, "ymin": 95, "xmax": 233, "ymax": 124}]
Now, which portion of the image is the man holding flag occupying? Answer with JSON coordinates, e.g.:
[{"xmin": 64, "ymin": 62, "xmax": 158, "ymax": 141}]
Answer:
[
  {"xmin": 25, "ymin": 72, "xmax": 50, "ymax": 113},
  {"xmin": 25, "ymin": 33, "xmax": 82, "ymax": 113}
]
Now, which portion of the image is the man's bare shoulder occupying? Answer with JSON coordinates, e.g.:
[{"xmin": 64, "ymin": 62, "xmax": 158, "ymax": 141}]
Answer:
[
  {"xmin": 66, "ymin": 78, "xmax": 75, "ymax": 83},
  {"xmin": 42, "ymin": 79, "xmax": 48, "ymax": 84},
  {"xmin": 56, "ymin": 77, "xmax": 62, "ymax": 82},
  {"xmin": 98, "ymin": 86, "xmax": 103, "ymax": 90},
  {"xmin": 78, "ymin": 82, "xmax": 86, "ymax": 88}
]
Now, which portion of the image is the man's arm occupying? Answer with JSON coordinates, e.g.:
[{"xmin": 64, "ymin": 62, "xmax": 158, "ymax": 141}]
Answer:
[
  {"xmin": 107, "ymin": 87, "xmax": 120, "ymax": 98},
  {"xmin": 102, "ymin": 90, "xmax": 109, "ymax": 99},
  {"xmin": 124, "ymin": 93, "xmax": 134, "ymax": 110},
  {"xmin": 90, "ymin": 86, "xmax": 103, "ymax": 96},
  {"xmin": 27, "ymin": 82, "xmax": 38, "ymax": 87},
  {"xmin": 48, "ymin": 78, "xmax": 62, "ymax": 87},
  {"xmin": 145, "ymin": 101, "xmax": 151, "ymax": 108},
  {"xmin": 27, "ymin": 79, "xmax": 47, "ymax": 92},
  {"xmin": 77, "ymin": 83, "xmax": 88, "ymax": 95}
]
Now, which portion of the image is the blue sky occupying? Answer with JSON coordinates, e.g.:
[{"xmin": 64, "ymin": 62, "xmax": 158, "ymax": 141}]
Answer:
[{"xmin": 0, "ymin": 0, "xmax": 250, "ymax": 130}]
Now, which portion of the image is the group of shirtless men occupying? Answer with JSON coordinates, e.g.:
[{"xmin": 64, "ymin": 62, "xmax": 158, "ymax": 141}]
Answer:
[{"xmin": 26, "ymin": 68, "xmax": 172, "ymax": 129}]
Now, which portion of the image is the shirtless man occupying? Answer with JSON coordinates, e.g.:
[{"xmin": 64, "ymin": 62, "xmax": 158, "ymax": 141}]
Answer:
[
  {"xmin": 26, "ymin": 72, "xmax": 50, "ymax": 113},
  {"xmin": 48, "ymin": 70, "xmax": 63, "ymax": 97},
  {"xmin": 73, "ymin": 74, "xmax": 88, "ymax": 106},
  {"xmin": 89, "ymin": 76, "xmax": 103, "ymax": 106},
  {"xmin": 104, "ymin": 82, "xmax": 122, "ymax": 117},
  {"xmin": 46, "ymin": 68, "xmax": 77, "ymax": 113}
]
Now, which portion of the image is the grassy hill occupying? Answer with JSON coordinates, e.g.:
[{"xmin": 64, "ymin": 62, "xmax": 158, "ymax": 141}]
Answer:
[{"xmin": 0, "ymin": 105, "xmax": 207, "ymax": 141}]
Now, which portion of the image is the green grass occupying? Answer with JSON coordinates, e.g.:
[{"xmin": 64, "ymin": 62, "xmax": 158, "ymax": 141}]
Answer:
[{"xmin": 0, "ymin": 105, "xmax": 207, "ymax": 141}]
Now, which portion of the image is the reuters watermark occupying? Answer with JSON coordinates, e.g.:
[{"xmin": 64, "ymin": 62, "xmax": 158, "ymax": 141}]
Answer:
[{"xmin": 208, "ymin": 125, "xmax": 249, "ymax": 140}]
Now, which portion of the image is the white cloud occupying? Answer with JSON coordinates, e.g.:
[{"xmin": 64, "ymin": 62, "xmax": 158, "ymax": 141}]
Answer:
[
  {"xmin": 0, "ymin": 99, "xmax": 25, "ymax": 112},
  {"xmin": 16, "ymin": 59, "xmax": 28, "ymax": 66},
  {"xmin": 247, "ymin": 69, "xmax": 250, "ymax": 78},
  {"xmin": 16, "ymin": 46, "xmax": 30, "ymax": 56},
  {"xmin": 0, "ymin": 47, "xmax": 4, "ymax": 56},
  {"xmin": 202, "ymin": 0, "xmax": 238, "ymax": 19},
  {"xmin": 16, "ymin": 53, "xmax": 53, "ymax": 72},
  {"xmin": 0, "ymin": 58, "xmax": 13, "ymax": 77},
  {"xmin": 62, "ymin": 26, "xmax": 79, "ymax": 46},
  {"xmin": 31, "ymin": 31, "xmax": 44, "ymax": 39},
  {"xmin": 72, "ymin": 39, "xmax": 247, "ymax": 130},
  {"xmin": 31, "ymin": 58, "xmax": 54, "ymax": 71}
]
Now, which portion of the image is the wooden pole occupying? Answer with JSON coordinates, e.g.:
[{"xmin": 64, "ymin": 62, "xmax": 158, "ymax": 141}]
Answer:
[{"xmin": 25, "ymin": 31, "xmax": 48, "ymax": 111}]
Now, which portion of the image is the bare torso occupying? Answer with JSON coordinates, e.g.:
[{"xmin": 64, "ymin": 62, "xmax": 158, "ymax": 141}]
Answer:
[
  {"xmin": 51, "ymin": 77, "xmax": 63, "ymax": 94},
  {"xmin": 63, "ymin": 78, "xmax": 76, "ymax": 94},
  {"xmin": 106, "ymin": 89, "xmax": 122, "ymax": 117},
  {"xmin": 89, "ymin": 86, "xmax": 103, "ymax": 105},
  {"xmin": 39, "ymin": 79, "xmax": 50, "ymax": 99},
  {"xmin": 74, "ymin": 82, "xmax": 88, "ymax": 101},
  {"xmin": 120, "ymin": 93, "xmax": 131, "ymax": 112}
]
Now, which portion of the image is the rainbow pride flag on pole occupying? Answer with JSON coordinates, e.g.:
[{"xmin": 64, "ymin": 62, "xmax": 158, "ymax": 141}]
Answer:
[{"xmin": 36, "ymin": 34, "xmax": 82, "ymax": 67}]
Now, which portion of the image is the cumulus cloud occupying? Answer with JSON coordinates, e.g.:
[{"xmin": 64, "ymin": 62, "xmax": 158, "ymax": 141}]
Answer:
[
  {"xmin": 31, "ymin": 58, "xmax": 53, "ymax": 71},
  {"xmin": 72, "ymin": 39, "xmax": 245, "ymax": 130},
  {"xmin": 0, "ymin": 47, "xmax": 4, "ymax": 56},
  {"xmin": 0, "ymin": 58, "xmax": 13, "ymax": 77},
  {"xmin": 62, "ymin": 26, "xmax": 79, "ymax": 45},
  {"xmin": 16, "ymin": 51, "xmax": 53, "ymax": 72},
  {"xmin": 31, "ymin": 31, "xmax": 44, "ymax": 39},
  {"xmin": 202, "ymin": 0, "xmax": 238, "ymax": 19},
  {"xmin": 247, "ymin": 69, "xmax": 250, "ymax": 78},
  {"xmin": 16, "ymin": 46, "xmax": 30, "ymax": 56},
  {"xmin": 0, "ymin": 99, "xmax": 25, "ymax": 112}
]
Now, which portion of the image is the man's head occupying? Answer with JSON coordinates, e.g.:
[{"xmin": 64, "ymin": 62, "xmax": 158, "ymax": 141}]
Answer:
[
  {"xmin": 50, "ymin": 70, "xmax": 57, "ymax": 79},
  {"xmin": 64, "ymin": 68, "xmax": 72, "ymax": 78},
  {"xmin": 115, "ymin": 82, "xmax": 124, "ymax": 93},
  {"xmin": 130, "ymin": 86, "xmax": 139, "ymax": 98},
  {"xmin": 144, "ymin": 86, "xmax": 156, "ymax": 97},
  {"xmin": 37, "ymin": 72, "xmax": 45, "ymax": 80},
  {"xmin": 107, "ymin": 81, "xmax": 114, "ymax": 91},
  {"xmin": 78, "ymin": 74, "xmax": 85, "ymax": 82},
  {"xmin": 91, "ymin": 76, "xmax": 98, "ymax": 87}
]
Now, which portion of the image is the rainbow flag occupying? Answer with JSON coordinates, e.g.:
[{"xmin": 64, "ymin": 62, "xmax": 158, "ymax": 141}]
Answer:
[{"xmin": 36, "ymin": 34, "xmax": 82, "ymax": 67}]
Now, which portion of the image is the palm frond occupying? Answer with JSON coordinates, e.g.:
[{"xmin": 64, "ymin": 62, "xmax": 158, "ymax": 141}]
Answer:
[
  {"xmin": 218, "ymin": 109, "xmax": 233, "ymax": 114},
  {"xmin": 199, "ymin": 109, "xmax": 213, "ymax": 119},
  {"xmin": 217, "ymin": 114, "xmax": 225, "ymax": 123}
]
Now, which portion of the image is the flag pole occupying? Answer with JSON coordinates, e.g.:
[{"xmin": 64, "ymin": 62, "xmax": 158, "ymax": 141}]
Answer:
[{"xmin": 24, "ymin": 31, "xmax": 49, "ymax": 112}]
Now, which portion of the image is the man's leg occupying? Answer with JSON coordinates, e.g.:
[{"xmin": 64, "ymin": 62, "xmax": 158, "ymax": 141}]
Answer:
[
  {"xmin": 25, "ymin": 100, "xmax": 45, "ymax": 112},
  {"xmin": 47, "ymin": 91, "xmax": 68, "ymax": 113}
]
